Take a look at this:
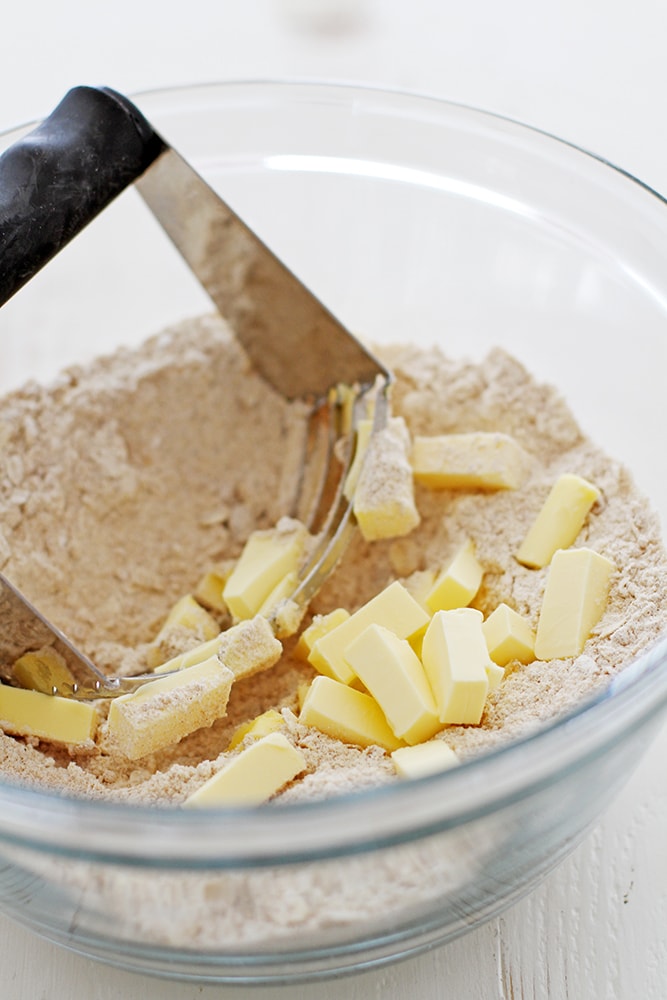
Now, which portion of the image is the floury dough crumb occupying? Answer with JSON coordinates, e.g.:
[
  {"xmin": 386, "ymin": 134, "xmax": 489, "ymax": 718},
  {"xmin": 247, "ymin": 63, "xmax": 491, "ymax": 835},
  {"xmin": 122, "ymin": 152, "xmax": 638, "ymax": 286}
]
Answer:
[{"xmin": 0, "ymin": 314, "xmax": 666, "ymax": 803}]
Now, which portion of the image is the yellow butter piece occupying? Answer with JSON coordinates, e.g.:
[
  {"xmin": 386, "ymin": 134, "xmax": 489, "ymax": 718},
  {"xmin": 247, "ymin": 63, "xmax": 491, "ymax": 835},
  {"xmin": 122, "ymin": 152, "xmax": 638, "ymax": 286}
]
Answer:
[
  {"xmin": 296, "ymin": 681, "xmax": 311, "ymax": 711},
  {"xmin": 153, "ymin": 636, "xmax": 220, "ymax": 675},
  {"xmin": 516, "ymin": 473, "xmax": 600, "ymax": 569},
  {"xmin": 216, "ymin": 615, "xmax": 283, "ymax": 681},
  {"xmin": 185, "ymin": 732, "xmax": 306, "ymax": 808},
  {"xmin": 223, "ymin": 519, "xmax": 308, "ymax": 620},
  {"xmin": 258, "ymin": 570, "xmax": 298, "ymax": 619},
  {"xmin": 108, "ymin": 656, "xmax": 233, "ymax": 760},
  {"xmin": 12, "ymin": 646, "xmax": 76, "ymax": 694},
  {"xmin": 425, "ymin": 539, "xmax": 484, "ymax": 614},
  {"xmin": 534, "ymin": 547, "xmax": 615, "ymax": 660},
  {"xmin": 299, "ymin": 675, "xmax": 404, "ymax": 752},
  {"xmin": 483, "ymin": 603, "xmax": 535, "ymax": 667},
  {"xmin": 294, "ymin": 608, "xmax": 351, "ymax": 661},
  {"xmin": 308, "ymin": 580, "xmax": 430, "ymax": 685},
  {"xmin": 353, "ymin": 417, "xmax": 421, "ymax": 541},
  {"xmin": 194, "ymin": 563, "xmax": 234, "ymax": 613},
  {"xmin": 0, "ymin": 682, "xmax": 97, "ymax": 745},
  {"xmin": 391, "ymin": 741, "xmax": 459, "ymax": 778},
  {"xmin": 421, "ymin": 608, "xmax": 491, "ymax": 725},
  {"xmin": 485, "ymin": 661, "xmax": 506, "ymax": 693},
  {"xmin": 411, "ymin": 432, "xmax": 530, "ymax": 490},
  {"xmin": 345, "ymin": 624, "xmax": 441, "ymax": 745},
  {"xmin": 228, "ymin": 708, "xmax": 285, "ymax": 750},
  {"xmin": 146, "ymin": 595, "xmax": 220, "ymax": 668}
]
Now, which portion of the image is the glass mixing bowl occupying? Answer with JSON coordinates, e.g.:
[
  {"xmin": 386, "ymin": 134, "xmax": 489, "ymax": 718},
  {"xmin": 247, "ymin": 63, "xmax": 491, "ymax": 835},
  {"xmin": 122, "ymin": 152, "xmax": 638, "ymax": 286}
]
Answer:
[{"xmin": 0, "ymin": 81, "xmax": 666, "ymax": 984}]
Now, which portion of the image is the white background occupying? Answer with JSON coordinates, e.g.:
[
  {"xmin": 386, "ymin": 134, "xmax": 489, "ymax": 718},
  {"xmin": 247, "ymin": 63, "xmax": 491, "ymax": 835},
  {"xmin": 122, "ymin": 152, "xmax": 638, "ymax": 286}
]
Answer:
[{"xmin": 1, "ymin": 2, "xmax": 666, "ymax": 997}]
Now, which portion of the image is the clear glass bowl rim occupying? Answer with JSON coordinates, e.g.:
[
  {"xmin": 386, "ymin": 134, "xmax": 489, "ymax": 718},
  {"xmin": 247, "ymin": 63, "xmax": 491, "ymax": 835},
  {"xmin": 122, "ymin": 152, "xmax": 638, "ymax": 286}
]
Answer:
[{"xmin": 0, "ymin": 79, "xmax": 666, "ymax": 866}]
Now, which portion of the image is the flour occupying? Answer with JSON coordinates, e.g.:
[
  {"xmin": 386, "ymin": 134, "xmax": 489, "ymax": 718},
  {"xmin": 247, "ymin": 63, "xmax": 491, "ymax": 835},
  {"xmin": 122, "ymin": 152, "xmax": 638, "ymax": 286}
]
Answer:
[{"xmin": 0, "ymin": 314, "xmax": 665, "ymax": 803}]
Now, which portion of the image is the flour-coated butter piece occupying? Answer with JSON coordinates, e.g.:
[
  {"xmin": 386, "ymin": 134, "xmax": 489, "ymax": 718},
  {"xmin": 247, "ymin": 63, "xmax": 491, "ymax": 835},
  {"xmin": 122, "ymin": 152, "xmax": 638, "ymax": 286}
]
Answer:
[
  {"xmin": 308, "ymin": 580, "xmax": 430, "ymax": 685},
  {"xmin": 108, "ymin": 656, "xmax": 233, "ymax": 760},
  {"xmin": 215, "ymin": 615, "xmax": 283, "ymax": 681},
  {"xmin": 411, "ymin": 432, "xmax": 530, "ymax": 490},
  {"xmin": 184, "ymin": 732, "xmax": 306, "ymax": 807},
  {"xmin": 353, "ymin": 417, "xmax": 421, "ymax": 541},
  {"xmin": 153, "ymin": 636, "xmax": 221, "ymax": 675},
  {"xmin": 391, "ymin": 741, "xmax": 459, "ymax": 778},
  {"xmin": 299, "ymin": 675, "xmax": 404, "ymax": 751},
  {"xmin": 343, "ymin": 417, "xmax": 374, "ymax": 500},
  {"xmin": 534, "ymin": 547, "xmax": 615, "ymax": 660},
  {"xmin": 345, "ymin": 624, "xmax": 441, "ymax": 744},
  {"xmin": 483, "ymin": 603, "xmax": 536, "ymax": 667},
  {"xmin": 0, "ymin": 681, "xmax": 97, "ymax": 745},
  {"xmin": 425, "ymin": 539, "xmax": 484, "ymax": 614},
  {"xmin": 516, "ymin": 473, "xmax": 600, "ymax": 569},
  {"xmin": 146, "ymin": 594, "xmax": 221, "ymax": 668},
  {"xmin": 194, "ymin": 564, "xmax": 233, "ymax": 613},
  {"xmin": 421, "ymin": 608, "xmax": 491, "ymax": 725},
  {"xmin": 223, "ymin": 519, "xmax": 308, "ymax": 620},
  {"xmin": 294, "ymin": 608, "xmax": 351, "ymax": 661},
  {"xmin": 12, "ymin": 646, "xmax": 76, "ymax": 694}
]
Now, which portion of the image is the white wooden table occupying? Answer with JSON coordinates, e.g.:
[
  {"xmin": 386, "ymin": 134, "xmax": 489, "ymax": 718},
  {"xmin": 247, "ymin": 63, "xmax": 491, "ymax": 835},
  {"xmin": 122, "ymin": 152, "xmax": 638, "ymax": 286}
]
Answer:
[{"xmin": 1, "ymin": 2, "xmax": 666, "ymax": 996}]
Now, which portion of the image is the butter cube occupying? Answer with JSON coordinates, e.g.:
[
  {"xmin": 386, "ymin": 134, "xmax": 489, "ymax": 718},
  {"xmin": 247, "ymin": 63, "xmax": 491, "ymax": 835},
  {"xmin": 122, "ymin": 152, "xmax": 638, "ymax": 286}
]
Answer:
[
  {"xmin": 294, "ymin": 608, "xmax": 351, "ymax": 661},
  {"xmin": 516, "ymin": 474, "xmax": 600, "ymax": 569},
  {"xmin": 228, "ymin": 708, "xmax": 285, "ymax": 750},
  {"xmin": 425, "ymin": 539, "xmax": 484, "ymax": 614},
  {"xmin": 0, "ymin": 682, "xmax": 97, "ymax": 745},
  {"xmin": 345, "ymin": 625, "xmax": 441, "ymax": 744},
  {"xmin": 12, "ymin": 646, "xmax": 76, "ymax": 694},
  {"xmin": 194, "ymin": 563, "xmax": 234, "ymax": 613},
  {"xmin": 184, "ymin": 733, "xmax": 306, "ymax": 808},
  {"xmin": 108, "ymin": 656, "xmax": 233, "ymax": 760},
  {"xmin": 534, "ymin": 547, "xmax": 615, "ymax": 660},
  {"xmin": 391, "ymin": 741, "xmax": 459, "ymax": 779},
  {"xmin": 411, "ymin": 432, "xmax": 530, "ymax": 490},
  {"xmin": 308, "ymin": 580, "xmax": 430, "ymax": 685},
  {"xmin": 353, "ymin": 417, "xmax": 421, "ymax": 541},
  {"xmin": 421, "ymin": 609, "xmax": 491, "ymax": 725},
  {"xmin": 258, "ymin": 571, "xmax": 298, "ymax": 620},
  {"xmin": 223, "ymin": 519, "xmax": 308, "ymax": 620},
  {"xmin": 485, "ymin": 661, "xmax": 506, "ymax": 693},
  {"xmin": 216, "ymin": 616, "xmax": 283, "ymax": 681},
  {"xmin": 299, "ymin": 675, "xmax": 403, "ymax": 752},
  {"xmin": 153, "ymin": 636, "xmax": 221, "ymax": 675},
  {"xmin": 483, "ymin": 603, "xmax": 535, "ymax": 667},
  {"xmin": 146, "ymin": 595, "xmax": 220, "ymax": 668}
]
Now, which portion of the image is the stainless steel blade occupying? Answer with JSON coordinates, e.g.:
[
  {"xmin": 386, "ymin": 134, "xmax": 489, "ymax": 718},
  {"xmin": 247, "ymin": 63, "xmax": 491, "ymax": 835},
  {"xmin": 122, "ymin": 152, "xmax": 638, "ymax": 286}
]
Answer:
[{"xmin": 135, "ymin": 147, "xmax": 390, "ymax": 401}]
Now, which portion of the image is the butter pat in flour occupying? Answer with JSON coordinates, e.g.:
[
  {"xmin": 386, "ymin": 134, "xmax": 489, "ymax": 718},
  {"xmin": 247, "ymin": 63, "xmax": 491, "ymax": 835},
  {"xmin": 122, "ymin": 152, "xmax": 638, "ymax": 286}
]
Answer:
[
  {"xmin": 345, "ymin": 624, "xmax": 441, "ymax": 744},
  {"xmin": 146, "ymin": 594, "xmax": 220, "ymax": 668},
  {"xmin": 483, "ymin": 603, "xmax": 535, "ymax": 667},
  {"xmin": 299, "ymin": 675, "xmax": 403, "ymax": 752},
  {"xmin": 425, "ymin": 539, "xmax": 484, "ymax": 614},
  {"xmin": 294, "ymin": 608, "xmax": 350, "ymax": 661},
  {"xmin": 184, "ymin": 733, "xmax": 306, "ymax": 807},
  {"xmin": 0, "ymin": 682, "xmax": 97, "ymax": 745},
  {"xmin": 108, "ymin": 656, "xmax": 233, "ymax": 760},
  {"xmin": 223, "ymin": 519, "xmax": 308, "ymax": 620},
  {"xmin": 353, "ymin": 417, "xmax": 421, "ymax": 541},
  {"xmin": 534, "ymin": 547, "xmax": 615, "ymax": 660},
  {"xmin": 421, "ymin": 608, "xmax": 491, "ymax": 725},
  {"xmin": 228, "ymin": 709, "xmax": 285, "ymax": 750},
  {"xmin": 516, "ymin": 474, "xmax": 600, "ymax": 569},
  {"xmin": 411, "ymin": 432, "xmax": 529, "ymax": 490},
  {"xmin": 391, "ymin": 741, "xmax": 459, "ymax": 779},
  {"xmin": 308, "ymin": 580, "xmax": 429, "ymax": 685}
]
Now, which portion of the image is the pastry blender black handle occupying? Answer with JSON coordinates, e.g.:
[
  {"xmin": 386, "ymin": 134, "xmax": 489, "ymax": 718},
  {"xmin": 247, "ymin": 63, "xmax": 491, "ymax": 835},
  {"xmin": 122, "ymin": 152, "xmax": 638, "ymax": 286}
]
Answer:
[{"xmin": 0, "ymin": 86, "xmax": 165, "ymax": 306}]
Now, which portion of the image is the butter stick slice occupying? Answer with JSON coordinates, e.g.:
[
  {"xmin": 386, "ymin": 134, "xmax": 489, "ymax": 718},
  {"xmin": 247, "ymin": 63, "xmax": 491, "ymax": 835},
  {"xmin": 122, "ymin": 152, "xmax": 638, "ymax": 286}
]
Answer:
[
  {"xmin": 516, "ymin": 474, "xmax": 600, "ymax": 569},
  {"xmin": 425, "ymin": 539, "xmax": 484, "ymax": 614},
  {"xmin": 534, "ymin": 547, "xmax": 615, "ymax": 660},
  {"xmin": 421, "ymin": 608, "xmax": 491, "ymax": 725},
  {"xmin": 0, "ymin": 682, "xmax": 97, "ymax": 745},
  {"xmin": 411, "ymin": 432, "xmax": 530, "ymax": 490},
  {"xmin": 108, "ymin": 656, "xmax": 234, "ymax": 760},
  {"xmin": 345, "ymin": 624, "xmax": 441, "ymax": 744},
  {"xmin": 185, "ymin": 733, "xmax": 306, "ymax": 808},
  {"xmin": 299, "ymin": 675, "xmax": 403, "ymax": 752}
]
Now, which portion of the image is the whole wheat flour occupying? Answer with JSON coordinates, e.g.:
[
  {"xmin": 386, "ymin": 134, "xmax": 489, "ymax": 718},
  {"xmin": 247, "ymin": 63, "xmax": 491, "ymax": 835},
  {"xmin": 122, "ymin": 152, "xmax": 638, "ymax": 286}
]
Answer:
[{"xmin": 0, "ymin": 313, "xmax": 665, "ymax": 805}]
